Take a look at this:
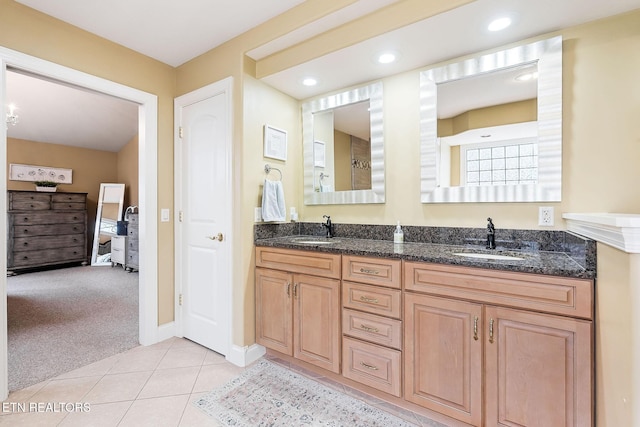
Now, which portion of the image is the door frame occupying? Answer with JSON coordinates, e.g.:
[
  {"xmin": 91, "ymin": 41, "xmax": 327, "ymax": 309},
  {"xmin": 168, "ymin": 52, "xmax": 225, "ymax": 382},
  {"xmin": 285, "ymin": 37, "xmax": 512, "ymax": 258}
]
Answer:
[
  {"xmin": 0, "ymin": 46, "xmax": 159, "ymax": 399},
  {"xmin": 174, "ymin": 77, "xmax": 234, "ymax": 359}
]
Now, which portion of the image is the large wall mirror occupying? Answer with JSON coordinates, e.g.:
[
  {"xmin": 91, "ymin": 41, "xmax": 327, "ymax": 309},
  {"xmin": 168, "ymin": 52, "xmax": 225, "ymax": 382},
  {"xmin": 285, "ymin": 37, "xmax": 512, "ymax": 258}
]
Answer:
[
  {"xmin": 91, "ymin": 183, "xmax": 125, "ymax": 266},
  {"xmin": 303, "ymin": 82, "xmax": 384, "ymax": 204},
  {"xmin": 420, "ymin": 36, "xmax": 562, "ymax": 203}
]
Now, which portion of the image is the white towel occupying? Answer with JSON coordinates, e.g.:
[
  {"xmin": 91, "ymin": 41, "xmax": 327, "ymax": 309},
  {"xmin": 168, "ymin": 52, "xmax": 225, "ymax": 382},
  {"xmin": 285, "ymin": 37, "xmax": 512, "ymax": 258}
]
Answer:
[
  {"xmin": 320, "ymin": 183, "xmax": 333, "ymax": 192},
  {"xmin": 262, "ymin": 179, "xmax": 286, "ymax": 222}
]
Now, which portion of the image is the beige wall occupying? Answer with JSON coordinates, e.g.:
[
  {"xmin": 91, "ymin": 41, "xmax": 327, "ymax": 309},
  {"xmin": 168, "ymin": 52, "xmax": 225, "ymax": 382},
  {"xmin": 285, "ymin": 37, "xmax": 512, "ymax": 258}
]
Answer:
[{"xmin": 117, "ymin": 135, "xmax": 139, "ymax": 207}]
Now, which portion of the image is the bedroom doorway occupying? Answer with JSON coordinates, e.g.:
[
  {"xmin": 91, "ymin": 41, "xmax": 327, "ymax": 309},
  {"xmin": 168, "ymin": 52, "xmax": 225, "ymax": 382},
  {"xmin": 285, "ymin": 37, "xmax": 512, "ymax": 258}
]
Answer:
[{"xmin": 0, "ymin": 46, "xmax": 159, "ymax": 399}]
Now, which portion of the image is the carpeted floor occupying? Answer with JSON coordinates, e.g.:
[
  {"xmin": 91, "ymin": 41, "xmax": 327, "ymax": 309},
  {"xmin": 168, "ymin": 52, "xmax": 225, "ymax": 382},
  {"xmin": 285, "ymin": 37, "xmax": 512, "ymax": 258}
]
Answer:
[{"xmin": 7, "ymin": 265, "xmax": 139, "ymax": 391}]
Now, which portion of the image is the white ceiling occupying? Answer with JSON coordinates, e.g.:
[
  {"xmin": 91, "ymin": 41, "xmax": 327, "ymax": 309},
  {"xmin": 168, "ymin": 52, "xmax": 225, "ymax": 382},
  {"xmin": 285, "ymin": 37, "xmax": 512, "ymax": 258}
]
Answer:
[{"xmin": 5, "ymin": 0, "xmax": 640, "ymax": 152}]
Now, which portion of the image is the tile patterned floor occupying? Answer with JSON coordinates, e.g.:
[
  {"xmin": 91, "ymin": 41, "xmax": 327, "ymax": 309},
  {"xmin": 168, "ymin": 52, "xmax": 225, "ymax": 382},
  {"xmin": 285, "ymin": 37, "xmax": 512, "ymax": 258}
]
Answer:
[{"xmin": 0, "ymin": 338, "xmax": 441, "ymax": 426}]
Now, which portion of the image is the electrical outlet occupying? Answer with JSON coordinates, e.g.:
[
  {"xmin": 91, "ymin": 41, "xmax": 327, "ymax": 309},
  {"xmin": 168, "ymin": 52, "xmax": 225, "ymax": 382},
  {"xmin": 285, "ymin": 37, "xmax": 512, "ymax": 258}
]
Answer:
[
  {"xmin": 254, "ymin": 207, "xmax": 262, "ymax": 222},
  {"xmin": 539, "ymin": 207, "xmax": 554, "ymax": 226}
]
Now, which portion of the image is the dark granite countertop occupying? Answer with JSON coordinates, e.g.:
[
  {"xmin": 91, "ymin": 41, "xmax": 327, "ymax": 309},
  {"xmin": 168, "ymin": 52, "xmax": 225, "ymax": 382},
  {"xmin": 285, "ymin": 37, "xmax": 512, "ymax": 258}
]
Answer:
[{"xmin": 254, "ymin": 223, "xmax": 597, "ymax": 279}]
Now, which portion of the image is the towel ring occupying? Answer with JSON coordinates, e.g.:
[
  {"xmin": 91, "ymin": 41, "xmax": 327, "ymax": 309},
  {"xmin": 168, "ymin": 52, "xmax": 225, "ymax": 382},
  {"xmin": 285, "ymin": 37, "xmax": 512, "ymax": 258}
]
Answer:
[{"xmin": 264, "ymin": 164, "xmax": 282, "ymax": 180}]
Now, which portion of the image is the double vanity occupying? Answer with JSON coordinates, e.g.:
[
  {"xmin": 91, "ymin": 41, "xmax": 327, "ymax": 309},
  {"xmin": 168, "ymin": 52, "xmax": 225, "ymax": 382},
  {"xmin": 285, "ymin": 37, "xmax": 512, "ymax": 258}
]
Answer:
[{"xmin": 255, "ymin": 223, "xmax": 595, "ymax": 426}]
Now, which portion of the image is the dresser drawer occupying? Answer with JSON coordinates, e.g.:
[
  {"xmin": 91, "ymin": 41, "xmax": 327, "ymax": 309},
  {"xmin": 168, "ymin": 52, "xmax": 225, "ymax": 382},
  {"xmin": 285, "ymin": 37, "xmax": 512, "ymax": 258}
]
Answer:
[
  {"xmin": 343, "ymin": 309, "xmax": 402, "ymax": 350},
  {"xmin": 12, "ymin": 223, "xmax": 86, "ymax": 238},
  {"xmin": 127, "ymin": 214, "xmax": 139, "ymax": 225},
  {"xmin": 342, "ymin": 336, "xmax": 402, "ymax": 397},
  {"xmin": 255, "ymin": 247, "xmax": 341, "ymax": 279},
  {"xmin": 13, "ymin": 235, "xmax": 85, "ymax": 252},
  {"xmin": 343, "ymin": 281, "xmax": 401, "ymax": 319},
  {"xmin": 11, "ymin": 211, "xmax": 86, "ymax": 226},
  {"xmin": 51, "ymin": 193, "xmax": 87, "ymax": 204},
  {"xmin": 404, "ymin": 262, "xmax": 594, "ymax": 319},
  {"xmin": 9, "ymin": 246, "xmax": 86, "ymax": 268},
  {"xmin": 342, "ymin": 255, "xmax": 401, "ymax": 289},
  {"xmin": 9, "ymin": 192, "xmax": 51, "ymax": 210},
  {"xmin": 111, "ymin": 236, "xmax": 126, "ymax": 264},
  {"xmin": 52, "ymin": 202, "xmax": 86, "ymax": 211}
]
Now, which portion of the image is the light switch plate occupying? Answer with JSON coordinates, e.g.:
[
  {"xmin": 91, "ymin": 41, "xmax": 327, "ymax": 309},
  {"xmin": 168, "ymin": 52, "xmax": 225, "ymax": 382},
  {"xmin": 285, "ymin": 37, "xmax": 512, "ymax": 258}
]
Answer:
[{"xmin": 161, "ymin": 208, "xmax": 170, "ymax": 222}]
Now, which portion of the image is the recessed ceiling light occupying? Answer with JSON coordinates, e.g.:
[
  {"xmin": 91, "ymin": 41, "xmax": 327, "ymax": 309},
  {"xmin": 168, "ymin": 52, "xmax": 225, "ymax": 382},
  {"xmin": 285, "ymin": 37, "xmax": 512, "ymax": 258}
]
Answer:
[
  {"xmin": 377, "ymin": 52, "xmax": 397, "ymax": 64},
  {"xmin": 488, "ymin": 17, "xmax": 511, "ymax": 32},
  {"xmin": 515, "ymin": 71, "xmax": 538, "ymax": 82},
  {"xmin": 302, "ymin": 77, "xmax": 317, "ymax": 87}
]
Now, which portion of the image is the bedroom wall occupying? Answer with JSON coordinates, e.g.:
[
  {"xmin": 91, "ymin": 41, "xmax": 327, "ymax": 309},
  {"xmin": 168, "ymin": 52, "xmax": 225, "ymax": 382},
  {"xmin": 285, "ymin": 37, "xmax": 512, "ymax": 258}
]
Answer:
[{"xmin": 117, "ymin": 135, "xmax": 139, "ymax": 207}]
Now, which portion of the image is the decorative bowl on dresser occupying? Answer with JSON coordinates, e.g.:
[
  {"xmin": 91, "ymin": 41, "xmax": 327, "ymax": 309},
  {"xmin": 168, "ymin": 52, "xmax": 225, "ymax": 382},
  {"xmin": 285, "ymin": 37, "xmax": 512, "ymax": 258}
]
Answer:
[{"xmin": 7, "ymin": 190, "xmax": 88, "ymax": 273}]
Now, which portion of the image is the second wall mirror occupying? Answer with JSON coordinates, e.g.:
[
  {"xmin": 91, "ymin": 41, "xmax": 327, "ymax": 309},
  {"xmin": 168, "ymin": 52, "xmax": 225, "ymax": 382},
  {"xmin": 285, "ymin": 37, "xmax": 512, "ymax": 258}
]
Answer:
[{"xmin": 420, "ymin": 36, "xmax": 563, "ymax": 203}]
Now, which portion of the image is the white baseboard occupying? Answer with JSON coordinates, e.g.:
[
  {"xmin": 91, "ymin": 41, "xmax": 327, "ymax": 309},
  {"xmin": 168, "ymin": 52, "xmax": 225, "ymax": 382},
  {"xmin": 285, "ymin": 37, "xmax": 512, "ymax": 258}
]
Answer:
[
  {"xmin": 227, "ymin": 343, "xmax": 266, "ymax": 367},
  {"xmin": 155, "ymin": 322, "xmax": 177, "ymax": 344}
]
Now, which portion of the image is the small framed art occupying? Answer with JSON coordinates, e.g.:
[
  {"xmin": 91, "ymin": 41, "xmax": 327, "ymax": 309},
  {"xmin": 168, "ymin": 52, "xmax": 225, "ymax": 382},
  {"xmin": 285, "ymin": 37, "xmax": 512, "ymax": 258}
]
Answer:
[{"xmin": 263, "ymin": 124, "xmax": 287, "ymax": 161}]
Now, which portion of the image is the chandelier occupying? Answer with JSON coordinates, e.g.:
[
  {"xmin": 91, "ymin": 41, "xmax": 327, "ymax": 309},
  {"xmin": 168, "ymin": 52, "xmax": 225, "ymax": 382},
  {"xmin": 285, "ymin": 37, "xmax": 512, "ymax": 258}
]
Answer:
[{"xmin": 6, "ymin": 104, "xmax": 18, "ymax": 126}]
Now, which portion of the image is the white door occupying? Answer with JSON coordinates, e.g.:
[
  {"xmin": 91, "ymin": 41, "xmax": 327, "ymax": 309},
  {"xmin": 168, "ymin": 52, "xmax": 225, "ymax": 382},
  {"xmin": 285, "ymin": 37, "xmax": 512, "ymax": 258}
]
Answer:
[{"xmin": 176, "ymin": 79, "xmax": 232, "ymax": 355}]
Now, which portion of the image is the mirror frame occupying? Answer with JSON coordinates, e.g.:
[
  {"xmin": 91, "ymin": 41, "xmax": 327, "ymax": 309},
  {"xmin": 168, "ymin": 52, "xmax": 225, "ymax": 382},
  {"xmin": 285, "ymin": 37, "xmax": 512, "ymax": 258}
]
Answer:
[
  {"xmin": 420, "ymin": 36, "xmax": 562, "ymax": 203},
  {"xmin": 91, "ymin": 183, "xmax": 126, "ymax": 266},
  {"xmin": 303, "ymin": 82, "xmax": 385, "ymax": 204}
]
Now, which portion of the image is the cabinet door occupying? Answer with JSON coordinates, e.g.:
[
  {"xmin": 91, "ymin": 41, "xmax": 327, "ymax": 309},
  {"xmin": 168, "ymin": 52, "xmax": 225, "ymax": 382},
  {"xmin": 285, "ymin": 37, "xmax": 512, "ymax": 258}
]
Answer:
[
  {"xmin": 294, "ymin": 274, "xmax": 341, "ymax": 374},
  {"xmin": 404, "ymin": 293, "xmax": 483, "ymax": 426},
  {"xmin": 484, "ymin": 306, "xmax": 593, "ymax": 427},
  {"xmin": 255, "ymin": 268, "xmax": 293, "ymax": 355}
]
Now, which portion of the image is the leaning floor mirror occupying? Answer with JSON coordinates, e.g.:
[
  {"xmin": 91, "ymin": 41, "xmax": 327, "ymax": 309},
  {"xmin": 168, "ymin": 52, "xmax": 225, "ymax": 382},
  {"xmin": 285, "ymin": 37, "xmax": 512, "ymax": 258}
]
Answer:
[{"xmin": 91, "ymin": 183, "xmax": 125, "ymax": 266}]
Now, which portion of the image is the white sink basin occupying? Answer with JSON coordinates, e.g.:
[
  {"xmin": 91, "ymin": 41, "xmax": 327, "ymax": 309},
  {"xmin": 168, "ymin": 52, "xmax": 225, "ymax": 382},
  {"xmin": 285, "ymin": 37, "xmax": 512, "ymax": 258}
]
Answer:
[
  {"xmin": 453, "ymin": 252, "xmax": 525, "ymax": 261},
  {"xmin": 294, "ymin": 238, "xmax": 339, "ymax": 245}
]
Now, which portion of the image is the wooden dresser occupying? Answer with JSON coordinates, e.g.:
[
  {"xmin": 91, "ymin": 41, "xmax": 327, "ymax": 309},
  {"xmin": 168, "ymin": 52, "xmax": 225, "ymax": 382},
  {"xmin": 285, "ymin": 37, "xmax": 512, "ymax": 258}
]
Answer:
[
  {"xmin": 125, "ymin": 213, "xmax": 139, "ymax": 271},
  {"xmin": 8, "ymin": 190, "xmax": 88, "ymax": 273}
]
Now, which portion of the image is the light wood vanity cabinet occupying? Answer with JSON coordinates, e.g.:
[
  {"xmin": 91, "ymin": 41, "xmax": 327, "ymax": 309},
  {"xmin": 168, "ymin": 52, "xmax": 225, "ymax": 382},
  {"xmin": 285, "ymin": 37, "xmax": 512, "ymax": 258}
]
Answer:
[
  {"xmin": 404, "ymin": 261, "xmax": 594, "ymax": 427},
  {"xmin": 255, "ymin": 247, "xmax": 341, "ymax": 374},
  {"xmin": 254, "ymin": 245, "xmax": 595, "ymax": 426},
  {"xmin": 341, "ymin": 255, "xmax": 403, "ymax": 397}
]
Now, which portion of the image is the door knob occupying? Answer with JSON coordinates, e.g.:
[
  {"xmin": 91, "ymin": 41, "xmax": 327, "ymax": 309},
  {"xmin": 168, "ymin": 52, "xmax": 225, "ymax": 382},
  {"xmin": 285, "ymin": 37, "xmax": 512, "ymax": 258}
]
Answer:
[{"xmin": 207, "ymin": 233, "xmax": 224, "ymax": 242}]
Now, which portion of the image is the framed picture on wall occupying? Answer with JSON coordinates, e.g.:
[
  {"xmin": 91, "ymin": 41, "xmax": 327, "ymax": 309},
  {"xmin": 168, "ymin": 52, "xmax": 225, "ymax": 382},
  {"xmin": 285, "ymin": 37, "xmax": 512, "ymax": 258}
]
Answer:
[
  {"xmin": 314, "ymin": 140, "xmax": 326, "ymax": 167},
  {"xmin": 9, "ymin": 164, "xmax": 73, "ymax": 184},
  {"xmin": 263, "ymin": 124, "xmax": 287, "ymax": 161}
]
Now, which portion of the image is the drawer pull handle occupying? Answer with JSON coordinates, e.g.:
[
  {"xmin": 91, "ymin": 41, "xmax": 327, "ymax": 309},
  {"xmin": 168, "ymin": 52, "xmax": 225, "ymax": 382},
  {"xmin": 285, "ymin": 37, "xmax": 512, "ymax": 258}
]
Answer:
[
  {"xmin": 360, "ymin": 362, "xmax": 378, "ymax": 371},
  {"xmin": 473, "ymin": 316, "xmax": 479, "ymax": 341},
  {"xmin": 359, "ymin": 295, "xmax": 379, "ymax": 304},
  {"xmin": 360, "ymin": 324, "xmax": 379, "ymax": 333},
  {"xmin": 22, "ymin": 242, "xmax": 28, "ymax": 247},
  {"xmin": 489, "ymin": 318, "xmax": 495, "ymax": 344},
  {"xmin": 359, "ymin": 268, "xmax": 380, "ymax": 275}
]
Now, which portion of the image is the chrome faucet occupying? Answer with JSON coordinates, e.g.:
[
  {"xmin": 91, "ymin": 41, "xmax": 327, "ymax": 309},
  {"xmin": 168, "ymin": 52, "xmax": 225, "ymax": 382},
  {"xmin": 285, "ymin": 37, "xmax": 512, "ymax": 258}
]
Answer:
[
  {"xmin": 322, "ymin": 215, "xmax": 334, "ymax": 238},
  {"xmin": 486, "ymin": 217, "xmax": 496, "ymax": 249}
]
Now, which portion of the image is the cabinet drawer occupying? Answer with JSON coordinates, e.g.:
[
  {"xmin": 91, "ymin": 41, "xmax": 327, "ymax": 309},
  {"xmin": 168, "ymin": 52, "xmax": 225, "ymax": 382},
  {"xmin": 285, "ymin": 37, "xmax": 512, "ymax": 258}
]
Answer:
[
  {"xmin": 343, "ymin": 309, "xmax": 402, "ymax": 350},
  {"xmin": 12, "ymin": 223, "xmax": 86, "ymax": 237},
  {"xmin": 52, "ymin": 202, "xmax": 86, "ymax": 211},
  {"xmin": 51, "ymin": 193, "xmax": 86, "ymax": 204},
  {"xmin": 342, "ymin": 336, "xmax": 402, "ymax": 397},
  {"xmin": 9, "ymin": 246, "xmax": 86, "ymax": 267},
  {"xmin": 13, "ymin": 235, "xmax": 85, "ymax": 252},
  {"xmin": 11, "ymin": 211, "xmax": 86, "ymax": 226},
  {"xmin": 255, "ymin": 247, "xmax": 341, "ymax": 279},
  {"xmin": 404, "ymin": 262, "xmax": 594, "ymax": 319},
  {"xmin": 9, "ymin": 192, "xmax": 51, "ymax": 210},
  {"xmin": 342, "ymin": 255, "xmax": 401, "ymax": 289},
  {"xmin": 343, "ymin": 281, "xmax": 401, "ymax": 319}
]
